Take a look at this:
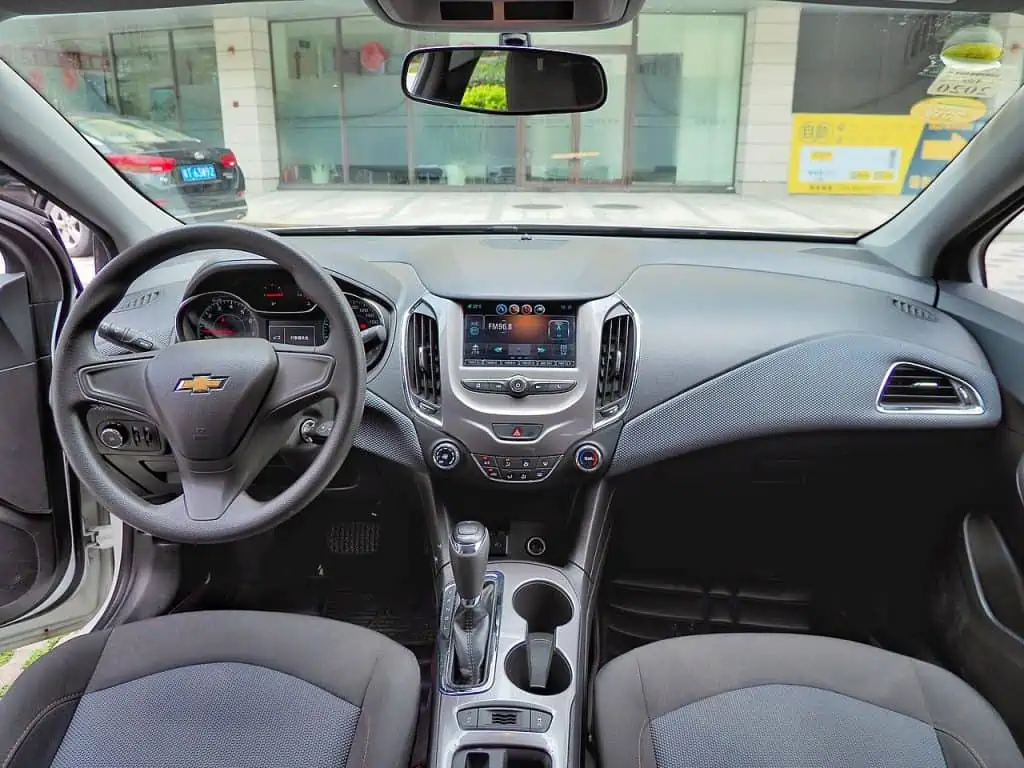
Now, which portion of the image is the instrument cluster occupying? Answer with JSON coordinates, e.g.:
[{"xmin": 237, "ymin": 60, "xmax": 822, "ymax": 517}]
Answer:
[{"xmin": 174, "ymin": 269, "xmax": 389, "ymax": 367}]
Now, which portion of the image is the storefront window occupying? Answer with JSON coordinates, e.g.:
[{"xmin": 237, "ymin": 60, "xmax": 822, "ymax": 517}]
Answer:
[
  {"xmin": 410, "ymin": 32, "xmax": 515, "ymax": 185},
  {"xmin": 172, "ymin": 27, "xmax": 223, "ymax": 145},
  {"xmin": 341, "ymin": 17, "xmax": 409, "ymax": 184},
  {"xmin": 271, "ymin": 19, "xmax": 343, "ymax": 184},
  {"xmin": 635, "ymin": 14, "xmax": 744, "ymax": 187},
  {"xmin": 113, "ymin": 31, "xmax": 178, "ymax": 128}
]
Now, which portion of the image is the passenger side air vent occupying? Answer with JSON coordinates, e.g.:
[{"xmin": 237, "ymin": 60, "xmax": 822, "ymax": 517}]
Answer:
[
  {"xmin": 891, "ymin": 297, "xmax": 937, "ymax": 322},
  {"xmin": 406, "ymin": 306, "xmax": 442, "ymax": 418},
  {"xmin": 596, "ymin": 308, "xmax": 636, "ymax": 420},
  {"xmin": 877, "ymin": 362, "xmax": 983, "ymax": 414}
]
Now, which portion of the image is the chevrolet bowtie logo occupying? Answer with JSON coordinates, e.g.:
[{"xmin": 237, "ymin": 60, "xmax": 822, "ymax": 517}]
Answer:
[{"xmin": 175, "ymin": 375, "xmax": 228, "ymax": 394}]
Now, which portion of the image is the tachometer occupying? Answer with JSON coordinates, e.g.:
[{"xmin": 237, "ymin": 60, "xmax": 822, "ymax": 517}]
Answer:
[
  {"xmin": 323, "ymin": 295, "xmax": 384, "ymax": 342},
  {"xmin": 197, "ymin": 295, "xmax": 259, "ymax": 340}
]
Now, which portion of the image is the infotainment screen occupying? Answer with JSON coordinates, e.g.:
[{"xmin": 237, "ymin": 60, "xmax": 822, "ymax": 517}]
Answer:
[{"xmin": 462, "ymin": 301, "xmax": 577, "ymax": 368}]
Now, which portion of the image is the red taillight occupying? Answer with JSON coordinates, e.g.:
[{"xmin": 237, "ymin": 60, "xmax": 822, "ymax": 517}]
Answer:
[
  {"xmin": 108, "ymin": 154, "xmax": 176, "ymax": 174},
  {"xmin": 220, "ymin": 151, "xmax": 237, "ymax": 169}
]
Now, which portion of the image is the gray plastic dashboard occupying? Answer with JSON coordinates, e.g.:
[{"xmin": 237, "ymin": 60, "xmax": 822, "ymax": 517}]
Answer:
[{"xmin": 97, "ymin": 232, "xmax": 1002, "ymax": 477}]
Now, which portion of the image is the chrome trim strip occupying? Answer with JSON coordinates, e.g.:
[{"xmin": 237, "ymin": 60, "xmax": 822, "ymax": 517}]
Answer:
[
  {"xmin": 400, "ymin": 297, "xmax": 444, "ymax": 428},
  {"xmin": 875, "ymin": 361, "xmax": 985, "ymax": 415},
  {"xmin": 438, "ymin": 572, "xmax": 504, "ymax": 695},
  {"xmin": 594, "ymin": 300, "xmax": 640, "ymax": 429}
]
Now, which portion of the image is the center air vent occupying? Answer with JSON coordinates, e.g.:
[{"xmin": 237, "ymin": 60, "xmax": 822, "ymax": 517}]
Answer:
[
  {"xmin": 596, "ymin": 308, "xmax": 636, "ymax": 420},
  {"xmin": 877, "ymin": 362, "xmax": 983, "ymax": 414},
  {"xmin": 406, "ymin": 307, "xmax": 441, "ymax": 417}
]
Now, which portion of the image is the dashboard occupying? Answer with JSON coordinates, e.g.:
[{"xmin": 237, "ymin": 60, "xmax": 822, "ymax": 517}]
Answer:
[{"xmin": 87, "ymin": 233, "xmax": 1003, "ymax": 494}]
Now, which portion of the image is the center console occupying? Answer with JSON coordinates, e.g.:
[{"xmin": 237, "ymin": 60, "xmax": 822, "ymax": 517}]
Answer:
[
  {"xmin": 404, "ymin": 293, "xmax": 636, "ymax": 488},
  {"xmin": 430, "ymin": 510, "xmax": 602, "ymax": 768},
  {"xmin": 403, "ymin": 295, "xmax": 628, "ymax": 766}
]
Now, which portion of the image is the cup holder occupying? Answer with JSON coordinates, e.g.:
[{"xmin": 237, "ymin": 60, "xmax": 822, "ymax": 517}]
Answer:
[
  {"xmin": 505, "ymin": 643, "xmax": 572, "ymax": 696},
  {"xmin": 505, "ymin": 582, "xmax": 574, "ymax": 696},
  {"xmin": 512, "ymin": 581, "xmax": 574, "ymax": 632}
]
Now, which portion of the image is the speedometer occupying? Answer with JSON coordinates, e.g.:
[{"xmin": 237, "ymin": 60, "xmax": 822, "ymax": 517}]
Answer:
[{"xmin": 197, "ymin": 295, "xmax": 259, "ymax": 340}]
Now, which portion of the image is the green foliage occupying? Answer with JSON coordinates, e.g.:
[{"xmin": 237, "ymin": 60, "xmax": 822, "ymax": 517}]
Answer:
[
  {"xmin": 469, "ymin": 54, "xmax": 507, "ymax": 85},
  {"xmin": 462, "ymin": 83, "xmax": 508, "ymax": 112},
  {"xmin": 21, "ymin": 636, "xmax": 63, "ymax": 671}
]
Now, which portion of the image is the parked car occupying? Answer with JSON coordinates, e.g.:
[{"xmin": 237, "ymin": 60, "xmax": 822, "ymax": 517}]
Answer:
[{"xmin": 0, "ymin": 113, "xmax": 247, "ymax": 258}]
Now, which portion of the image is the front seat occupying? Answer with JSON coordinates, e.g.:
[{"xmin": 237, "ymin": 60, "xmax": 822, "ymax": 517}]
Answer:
[
  {"xmin": 0, "ymin": 611, "xmax": 421, "ymax": 768},
  {"xmin": 595, "ymin": 633, "xmax": 1024, "ymax": 768}
]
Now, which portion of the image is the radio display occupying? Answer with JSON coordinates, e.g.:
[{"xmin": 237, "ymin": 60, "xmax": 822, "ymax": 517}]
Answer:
[{"xmin": 462, "ymin": 301, "xmax": 577, "ymax": 368}]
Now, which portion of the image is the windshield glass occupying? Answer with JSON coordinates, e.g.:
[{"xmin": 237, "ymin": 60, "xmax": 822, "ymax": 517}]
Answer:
[{"xmin": 0, "ymin": 0, "xmax": 1018, "ymax": 234}]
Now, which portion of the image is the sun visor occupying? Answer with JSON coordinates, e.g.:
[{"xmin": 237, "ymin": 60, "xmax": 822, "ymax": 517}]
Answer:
[{"xmin": 364, "ymin": 0, "xmax": 645, "ymax": 31}]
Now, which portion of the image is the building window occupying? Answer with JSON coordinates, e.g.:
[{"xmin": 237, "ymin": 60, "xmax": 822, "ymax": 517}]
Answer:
[{"xmin": 634, "ymin": 14, "xmax": 744, "ymax": 188}]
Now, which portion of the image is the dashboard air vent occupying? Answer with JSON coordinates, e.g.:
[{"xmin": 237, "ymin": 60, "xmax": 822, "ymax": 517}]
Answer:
[
  {"xmin": 877, "ymin": 362, "xmax": 983, "ymax": 413},
  {"xmin": 891, "ymin": 297, "xmax": 937, "ymax": 322},
  {"xmin": 406, "ymin": 307, "xmax": 442, "ymax": 415},
  {"xmin": 596, "ymin": 309, "xmax": 636, "ymax": 419}
]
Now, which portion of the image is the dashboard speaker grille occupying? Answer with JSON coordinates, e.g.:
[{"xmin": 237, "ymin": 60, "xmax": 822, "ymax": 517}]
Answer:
[
  {"xmin": 597, "ymin": 310, "xmax": 635, "ymax": 416},
  {"xmin": 407, "ymin": 309, "xmax": 441, "ymax": 407},
  {"xmin": 877, "ymin": 362, "xmax": 982, "ymax": 412},
  {"xmin": 891, "ymin": 297, "xmax": 937, "ymax": 322}
]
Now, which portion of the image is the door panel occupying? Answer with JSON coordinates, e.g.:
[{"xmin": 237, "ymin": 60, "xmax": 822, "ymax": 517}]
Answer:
[
  {"xmin": 0, "ymin": 193, "xmax": 106, "ymax": 638},
  {"xmin": 937, "ymin": 280, "xmax": 1024, "ymax": 744}
]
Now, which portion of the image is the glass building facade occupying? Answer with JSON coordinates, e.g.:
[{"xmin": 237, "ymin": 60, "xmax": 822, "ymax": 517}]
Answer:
[{"xmin": 0, "ymin": 2, "xmax": 746, "ymax": 190}]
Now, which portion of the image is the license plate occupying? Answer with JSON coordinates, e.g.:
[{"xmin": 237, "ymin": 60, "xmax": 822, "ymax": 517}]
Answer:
[{"xmin": 180, "ymin": 164, "xmax": 217, "ymax": 182}]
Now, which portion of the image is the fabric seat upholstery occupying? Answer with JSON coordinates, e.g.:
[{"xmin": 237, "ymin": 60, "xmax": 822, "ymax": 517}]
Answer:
[
  {"xmin": 0, "ymin": 610, "xmax": 421, "ymax": 768},
  {"xmin": 594, "ymin": 632, "xmax": 1024, "ymax": 768}
]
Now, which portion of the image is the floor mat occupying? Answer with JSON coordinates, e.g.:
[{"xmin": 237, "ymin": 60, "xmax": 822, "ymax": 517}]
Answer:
[
  {"xmin": 259, "ymin": 505, "xmax": 438, "ymax": 766},
  {"xmin": 599, "ymin": 571, "xmax": 875, "ymax": 665}
]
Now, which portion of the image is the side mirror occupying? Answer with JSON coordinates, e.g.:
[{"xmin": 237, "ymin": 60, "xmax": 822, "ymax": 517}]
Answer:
[{"xmin": 402, "ymin": 46, "xmax": 607, "ymax": 116}]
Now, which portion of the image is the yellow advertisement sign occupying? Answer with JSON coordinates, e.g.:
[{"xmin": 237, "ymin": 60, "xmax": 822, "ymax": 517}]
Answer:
[
  {"xmin": 909, "ymin": 96, "xmax": 987, "ymax": 128},
  {"xmin": 788, "ymin": 114, "xmax": 924, "ymax": 195}
]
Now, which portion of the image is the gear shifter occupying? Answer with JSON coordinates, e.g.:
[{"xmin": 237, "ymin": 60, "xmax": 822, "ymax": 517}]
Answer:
[{"xmin": 449, "ymin": 521, "xmax": 494, "ymax": 687}]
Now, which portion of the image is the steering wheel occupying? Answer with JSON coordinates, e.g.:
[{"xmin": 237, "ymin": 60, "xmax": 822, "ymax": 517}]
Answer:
[{"xmin": 50, "ymin": 224, "xmax": 366, "ymax": 544}]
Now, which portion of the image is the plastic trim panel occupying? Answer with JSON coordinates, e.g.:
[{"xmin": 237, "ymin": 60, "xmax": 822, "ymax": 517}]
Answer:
[{"xmin": 611, "ymin": 333, "xmax": 1000, "ymax": 475}]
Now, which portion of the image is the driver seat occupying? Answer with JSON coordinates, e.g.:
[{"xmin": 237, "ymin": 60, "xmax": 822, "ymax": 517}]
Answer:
[{"xmin": 0, "ymin": 610, "xmax": 421, "ymax": 768}]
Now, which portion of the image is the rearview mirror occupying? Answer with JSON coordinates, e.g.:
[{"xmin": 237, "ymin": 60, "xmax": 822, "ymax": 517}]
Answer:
[{"xmin": 402, "ymin": 46, "xmax": 607, "ymax": 116}]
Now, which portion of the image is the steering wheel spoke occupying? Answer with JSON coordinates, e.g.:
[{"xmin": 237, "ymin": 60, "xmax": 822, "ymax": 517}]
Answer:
[
  {"xmin": 77, "ymin": 352, "xmax": 156, "ymax": 416},
  {"xmin": 160, "ymin": 466, "xmax": 260, "ymax": 523},
  {"xmin": 263, "ymin": 348, "xmax": 337, "ymax": 417}
]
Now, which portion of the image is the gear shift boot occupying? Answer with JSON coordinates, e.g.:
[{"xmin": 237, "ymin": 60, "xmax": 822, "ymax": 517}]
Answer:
[
  {"xmin": 452, "ymin": 582, "xmax": 495, "ymax": 687},
  {"xmin": 445, "ymin": 520, "xmax": 499, "ymax": 690}
]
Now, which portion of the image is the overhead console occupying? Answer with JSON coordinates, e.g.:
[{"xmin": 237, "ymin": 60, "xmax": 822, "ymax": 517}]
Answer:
[
  {"xmin": 364, "ymin": 0, "xmax": 644, "ymax": 32},
  {"xmin": 405, "ymin": 293, "xmax": 634, "ymax": 486}
]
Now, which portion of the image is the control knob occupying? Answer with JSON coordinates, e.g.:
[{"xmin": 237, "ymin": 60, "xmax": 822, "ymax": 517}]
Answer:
[
  {"xmin": 507, "ymin": 375, "xmax": 529, "ymax": 397},
  {"xmin": 99, "ymin": 423, "xmax": 128, "ymax": 449},
  {"xmin": 432, "ymin": 441, "xmax": 462, "ymax": 470},
  {"xmin": 574, "ymin": 443, "xmax": 603, "ymax": 473}
]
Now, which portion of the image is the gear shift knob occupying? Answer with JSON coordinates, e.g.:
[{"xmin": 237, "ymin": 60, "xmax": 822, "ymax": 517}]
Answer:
[{"xmin": 450, "ymin": 520, "xmax": 489, "ymax": 605}]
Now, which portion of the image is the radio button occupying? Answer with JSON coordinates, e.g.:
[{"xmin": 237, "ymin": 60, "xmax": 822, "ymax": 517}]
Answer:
[{"xmin": 508, "ymin": 376, "xmax": 529, "ymax": 396}]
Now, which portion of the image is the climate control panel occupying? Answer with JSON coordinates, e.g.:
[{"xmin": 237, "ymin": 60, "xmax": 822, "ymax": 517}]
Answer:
[{"xmin": 472, "ymin": 454, "xmax": 562, "ymax": 483}]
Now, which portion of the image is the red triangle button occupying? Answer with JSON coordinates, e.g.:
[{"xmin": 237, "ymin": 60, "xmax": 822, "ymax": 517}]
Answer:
[{"xmin": 511, "ymin": 426, "xmax": 522, "ymax": 438}]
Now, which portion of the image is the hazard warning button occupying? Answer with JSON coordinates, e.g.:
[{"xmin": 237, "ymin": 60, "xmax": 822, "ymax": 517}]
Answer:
[{"xmin": 492, "ymin": 423, "xmax": 543, "ymax": 441}]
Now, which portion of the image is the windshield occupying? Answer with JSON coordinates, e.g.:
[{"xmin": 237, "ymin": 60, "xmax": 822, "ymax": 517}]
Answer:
[{"xmin": 0, "ymin": 0, "xmax": 1018, "ymax": 234}]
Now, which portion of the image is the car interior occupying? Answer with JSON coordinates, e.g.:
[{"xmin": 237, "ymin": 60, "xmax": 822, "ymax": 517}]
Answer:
[{"xmin": 3, "ymin": 0, "xmax": 1024, "ymax": 765}]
